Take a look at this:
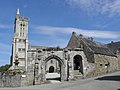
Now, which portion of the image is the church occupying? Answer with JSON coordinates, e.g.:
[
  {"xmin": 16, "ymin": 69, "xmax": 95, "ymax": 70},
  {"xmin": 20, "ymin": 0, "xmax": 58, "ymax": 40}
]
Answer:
[{"xmin": 9, "ymin": 9, "xmax": 120, "ymax": 85}]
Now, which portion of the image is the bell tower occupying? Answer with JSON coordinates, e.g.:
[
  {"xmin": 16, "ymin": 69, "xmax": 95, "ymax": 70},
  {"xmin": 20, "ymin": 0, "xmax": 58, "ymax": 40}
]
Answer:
[{"xmin": 11, "ymin": 8, "xmax": 29, "ymax": 71}]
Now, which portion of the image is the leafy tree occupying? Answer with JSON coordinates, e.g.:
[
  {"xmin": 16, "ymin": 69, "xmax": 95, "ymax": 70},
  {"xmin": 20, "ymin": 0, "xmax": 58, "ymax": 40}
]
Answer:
[{"xmin": 0, "ymin": 64, "xmax": 10, "ymax": 72}]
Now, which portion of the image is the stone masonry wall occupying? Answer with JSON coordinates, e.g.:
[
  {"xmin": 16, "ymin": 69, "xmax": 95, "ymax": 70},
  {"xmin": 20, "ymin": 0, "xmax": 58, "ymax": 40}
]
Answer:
[
  {"xmin": 0, "ymin": 73, "xmax": 21, "ymax": 87},
  {"xmin": 94, "ymin": 54, "xmax": 118, "ymax": 76},
  {"xmin": 117, "ymin": 53, "xmax": 120, "ymax": 70}
]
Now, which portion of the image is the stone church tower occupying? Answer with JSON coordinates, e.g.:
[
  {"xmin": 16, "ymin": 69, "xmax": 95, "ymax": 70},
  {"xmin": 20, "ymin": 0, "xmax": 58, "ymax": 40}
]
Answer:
[{"xmin": 10, "ymin": 9, "xmax": 29, "ymax": 71}]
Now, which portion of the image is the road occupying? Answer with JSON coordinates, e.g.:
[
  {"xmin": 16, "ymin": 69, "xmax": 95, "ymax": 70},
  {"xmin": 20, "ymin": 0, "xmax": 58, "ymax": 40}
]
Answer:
[{"xmin": 0, "ymin": 71, "xmax": 120, "ymax": 90}]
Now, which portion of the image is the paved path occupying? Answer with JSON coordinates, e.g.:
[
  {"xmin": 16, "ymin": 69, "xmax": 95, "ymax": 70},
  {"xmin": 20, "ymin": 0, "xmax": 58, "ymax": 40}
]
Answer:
[
  {"xmin": 46, "ymin": 73, "xmax": 60, "ymax": 78},
  {"xmin": 1, "ymin": 71, "xmax": 120, "ymax": 90},
  {"xmin": 46, "ymin": 73, "xmax": 61, "ymax": 83}
]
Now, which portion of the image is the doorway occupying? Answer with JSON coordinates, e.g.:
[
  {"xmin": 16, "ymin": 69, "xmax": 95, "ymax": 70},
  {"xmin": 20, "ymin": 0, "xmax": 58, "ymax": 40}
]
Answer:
[
  {"xmin": 49, "ymin": 66, "xmax": 54, "ymax": 73},
  {"xmin": 74, "ymin": 55, "xmax": 83, "ymax": 74}
]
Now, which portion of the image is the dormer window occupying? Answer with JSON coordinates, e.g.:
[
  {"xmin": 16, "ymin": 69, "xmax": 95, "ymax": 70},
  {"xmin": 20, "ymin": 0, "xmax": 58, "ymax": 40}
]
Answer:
[{"xmin": 79, "ymin": 43, "xmax": 83, "ymax": 48}]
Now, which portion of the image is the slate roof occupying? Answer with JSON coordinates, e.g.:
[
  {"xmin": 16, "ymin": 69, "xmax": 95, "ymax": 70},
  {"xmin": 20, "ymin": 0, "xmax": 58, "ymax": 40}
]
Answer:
[
  {"xmin": 67, "ymin": 32, "xmax": 116, "ymax": 56},
  {"xmin": 79, "ymin": 37, "xmax": 115, "ymax": 56},
  {"xmin": 107, "ymin": 42, "xmax": 120, "ymax": 54}
]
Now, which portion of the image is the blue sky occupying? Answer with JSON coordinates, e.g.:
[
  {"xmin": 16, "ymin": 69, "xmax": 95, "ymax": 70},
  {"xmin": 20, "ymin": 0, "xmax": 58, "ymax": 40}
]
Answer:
[{"xmin": 0, "ymin": 0, "xmax": 120, "ymax": 66}]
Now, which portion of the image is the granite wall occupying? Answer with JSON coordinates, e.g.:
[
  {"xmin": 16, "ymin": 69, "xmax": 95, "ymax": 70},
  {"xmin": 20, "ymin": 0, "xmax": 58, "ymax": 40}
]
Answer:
[
  {"xmin": 0, "ymin": 73, "xmax": 21, "ymax": 87},
  {"xmin": 86, "ymin": 54, "xmax": 118, "ymax": 77}
]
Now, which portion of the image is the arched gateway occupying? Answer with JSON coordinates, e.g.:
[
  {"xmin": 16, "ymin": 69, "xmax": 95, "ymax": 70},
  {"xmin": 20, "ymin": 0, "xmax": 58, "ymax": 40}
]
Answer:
[{"xmin": 41, "ymin": 55, "xmax": 65, "ymax": 81}]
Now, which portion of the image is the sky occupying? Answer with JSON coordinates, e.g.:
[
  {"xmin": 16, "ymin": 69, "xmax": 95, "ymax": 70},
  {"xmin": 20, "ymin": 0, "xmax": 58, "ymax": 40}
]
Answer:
[{"xmin": 0, "ymin": 0, "xmax": 120, "ymax": 66}]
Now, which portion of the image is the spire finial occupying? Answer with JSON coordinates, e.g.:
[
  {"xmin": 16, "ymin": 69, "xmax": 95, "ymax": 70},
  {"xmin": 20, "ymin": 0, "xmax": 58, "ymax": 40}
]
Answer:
[{"xmin": 17, "ymin": 8, "xmax": 20, "ymax": 15}]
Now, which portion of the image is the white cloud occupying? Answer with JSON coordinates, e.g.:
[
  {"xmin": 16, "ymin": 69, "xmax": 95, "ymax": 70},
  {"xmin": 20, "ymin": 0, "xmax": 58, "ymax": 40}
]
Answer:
[
  {"xmin": 66, "ymin": 0, "xmax": 120, "ymax": 16},
  {"xmin": 0, "ymin": 24, "xmax": 11, "ymax": 29},
  {"xmin": 32, "ymin": 25, "xmax": 120, "ymax": 39}
]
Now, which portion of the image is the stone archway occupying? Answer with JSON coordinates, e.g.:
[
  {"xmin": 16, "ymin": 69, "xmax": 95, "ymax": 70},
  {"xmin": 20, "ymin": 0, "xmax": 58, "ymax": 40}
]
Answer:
[
  {"xmin": 73, "ymin": 55, "xmax": 83, "ymax": 74},
  {"xmin": 42, "ymin": 55, "xmax": 65, "ymax": 82}
]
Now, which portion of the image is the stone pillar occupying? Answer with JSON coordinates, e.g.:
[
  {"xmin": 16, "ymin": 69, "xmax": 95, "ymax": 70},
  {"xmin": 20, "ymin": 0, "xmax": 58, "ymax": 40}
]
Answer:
[
  {"xmin": 41, "ymin": 62, "xmax": 46, "ymax": 82},
  {"xmin": 64, "ymin": 60, "xmax": 68, "ymax": 81},
  {"xmin": 68, "ymin": 61, "xmax": 73, "ymax": 80},
  {"xmin": 60, "ymin": 65, "xmax": 65, "ymax": 82},
  {"xmin": 25, "ymin": 39, "xmax": 28, "ymax": 72}
]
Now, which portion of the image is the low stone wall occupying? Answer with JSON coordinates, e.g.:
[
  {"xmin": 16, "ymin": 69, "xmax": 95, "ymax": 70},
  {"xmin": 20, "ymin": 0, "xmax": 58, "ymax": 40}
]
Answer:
[
  {"xmin": 0, "ymin": 72, "xmax": 21, "ymax": 87},
  {"xmin": 21, "ymin": 73, "xmax": 34, "ymax": 86},
  {"xmin": 0, "ymin": 71, "xmax": 41, "ymax": 87}
]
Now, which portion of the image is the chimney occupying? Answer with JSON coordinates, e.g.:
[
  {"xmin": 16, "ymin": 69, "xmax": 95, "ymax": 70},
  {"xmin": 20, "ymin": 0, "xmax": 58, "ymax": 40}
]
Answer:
[
  {"xmin": 79, "ymin": 34, "xmax": 83, "ymax": 38},
  {"xmin": 72, "ymin": 32, "xmax": 77, "ymax": 35},
  {"xmin": 90, "ymin": 37, "xmax": 93, "ymax": 41},
  {"xmin": 111, "ymin": 41, "xmax": 114, "ymax": 43},
  {"xmin": 88, "ymin": 37, "xmax": 93, "ymax": 41}
]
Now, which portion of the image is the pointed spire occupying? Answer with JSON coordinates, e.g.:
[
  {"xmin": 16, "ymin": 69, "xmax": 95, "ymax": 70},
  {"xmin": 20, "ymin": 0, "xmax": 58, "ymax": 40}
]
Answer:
[{"xmin": 16, "ymin": 8, "xmax": 20, "ymax": 15}]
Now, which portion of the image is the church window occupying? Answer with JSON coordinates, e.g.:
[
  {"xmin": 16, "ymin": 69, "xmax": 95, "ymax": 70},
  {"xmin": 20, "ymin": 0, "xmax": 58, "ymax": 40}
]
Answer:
[
  {"xmin": 20, "ymin": 24, "xmax": 22, "ymax": 26},
  {"xmin": 22, "ymin": 48, "xmax": 25, "ymax": 52},
  {"xmin": 23, "ymin": 28, "xmax": 25, "ymax": 36},
  {"xmin": 19, "ymin": 39, "xmax": 21, "ymax": 42},
  {"xmin": 100, "ymin": 64, "xmax": 102, "ymax": 66},
  {"xmin": 20, "ymin": 27, "xmax": 22, "ymax": 36},
  {"xmin": 18, "ymin": 48, "xmax": 25, "ymax": 52},
  {"xmin": 20, "ymin": 32, "xmax": 22, "ymax": 36},
  {"xmin": 23, "ymin": 24, "xmax": 25, "ymax": 27},
  {"xmin": 105, "ymin": 64, "xmax": 108, "ymax": 66},
  {"xmin": 23, "ymin": 33, "xmax": 24, "ymax": 36},
  {"xmin": 51, "ymin": 60, "xmax": 53, "ymax": 64},
  {"xmin": 18, "ymin": 39, "xmax": 25, "ymax": 43},
  {"xmin": 79, "ymin": 44, "xmax": 83, "ymax": 48},
  {"xmin": 18, "ymin": 48, "xmax": 21, "ymax": 52}
]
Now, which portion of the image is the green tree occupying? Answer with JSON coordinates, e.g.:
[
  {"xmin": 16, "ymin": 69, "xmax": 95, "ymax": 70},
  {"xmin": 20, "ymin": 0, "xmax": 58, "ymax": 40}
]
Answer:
[{"xmin": 0, "ymin": 64, "xmax": 10, "ymax": 72}]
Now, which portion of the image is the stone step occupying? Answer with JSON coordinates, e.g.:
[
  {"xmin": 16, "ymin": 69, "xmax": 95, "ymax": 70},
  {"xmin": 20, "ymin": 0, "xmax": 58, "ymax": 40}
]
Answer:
[
  {"xmin": 73, "ymin": 70, "xmax": 83, "ymax": 80},
  {"xmin": 74, "ymin": 70, "xmax": 82, "ymax": 75},
  {"xmin": 46, "ymin": 73, "xmax": 60, "ymax": 79},
  {"xmin": 74, "ymin": 75, "xmax": 83, "ymax": 79}
]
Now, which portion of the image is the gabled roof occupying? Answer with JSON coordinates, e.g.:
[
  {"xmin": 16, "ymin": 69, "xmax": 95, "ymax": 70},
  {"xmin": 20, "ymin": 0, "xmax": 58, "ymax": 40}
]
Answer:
[
  {"xmin": 80, "ymin": 38, "xmax": 114, "ymax": 56},
  {"xmin": 67, "ymin": 32, "xmax": 115, "ymax": 56}
]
